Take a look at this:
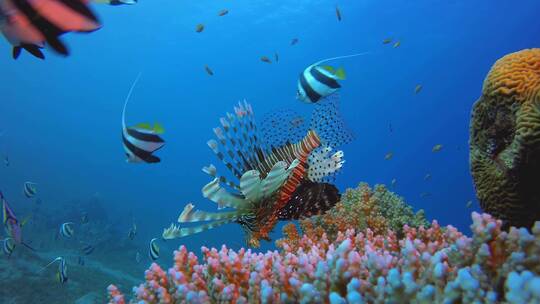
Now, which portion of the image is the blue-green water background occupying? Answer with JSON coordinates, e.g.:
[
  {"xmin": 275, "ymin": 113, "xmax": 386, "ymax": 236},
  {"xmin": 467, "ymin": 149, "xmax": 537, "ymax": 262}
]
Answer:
[{"xmin": 1, "ymin": 0, "xmax": 539, "ymax": 255}]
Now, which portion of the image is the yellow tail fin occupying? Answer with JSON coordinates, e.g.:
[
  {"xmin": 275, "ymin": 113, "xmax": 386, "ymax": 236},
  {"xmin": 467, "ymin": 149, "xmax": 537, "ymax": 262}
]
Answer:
[{"xmin": 335, "ymin": 67, "xmax": 346, "ymax": 80}]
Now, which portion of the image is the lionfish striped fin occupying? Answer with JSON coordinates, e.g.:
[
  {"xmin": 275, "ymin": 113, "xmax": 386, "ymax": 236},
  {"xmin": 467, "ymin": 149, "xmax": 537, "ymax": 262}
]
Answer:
[
  {"xmin": 307, "ymin": 147, "xmax": 345, "ymax": 182},
  {"xmin": 177, "ymin": 203, "xmax": 242, "ymax": 223},
  {"xmin": 163, "ymin": 219, "xmax": 235, "ymax": 239},
  {"xmin": 202, "ymin": 164, "xmax": 240, "ymax": 190},
  {"xmin": 207, "ymin": 139, "xmax": 243, "ymax": 179},
  {"xmin": 239, "ymin": 170, "xmax": 263, "ymax": 202},
  {"xmin": 261, "ymin": 160, "xmax": 300, "ymax": 198},
  {"xmin": 202, "ymin": 178, "xmax": 248, "ymax": 210},
  {"xmin": 213, "ymin": 127, "xmax": 246, "ymax": 173}
]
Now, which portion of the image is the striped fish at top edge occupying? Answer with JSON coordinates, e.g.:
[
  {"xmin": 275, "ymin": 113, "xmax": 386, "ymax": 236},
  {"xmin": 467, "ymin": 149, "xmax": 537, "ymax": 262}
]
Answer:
[{"xmin": 297, "ymin": 65, "xmax": 341, "ymax": 103}]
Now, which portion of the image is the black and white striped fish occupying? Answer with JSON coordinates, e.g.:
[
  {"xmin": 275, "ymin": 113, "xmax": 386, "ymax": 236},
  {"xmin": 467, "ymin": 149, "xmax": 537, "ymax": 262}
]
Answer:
[
  {"xmin": 2, "ymin": 238, "xmax": 15, "ymax": 256},
  {"xmin": 149, "ymin": 238, "xmax": 159, "ymax": 260},
  {"xmin": 39, "ymin": 256, "xmax": 68, "ymax": 284},
  {"xmin": 60, "ymin": 222, "xmax": 74, "ymax": 238},
  {"xmin": 121, "ymin": 73, "xmax": 165, "ymax": 164},
  {"xmin": 23, "ymin": 182, "xmax": 37, "ymax": 198},
  {"xmin": 297, "ymin": 53, "xmax": 369, "ymax": 103}
]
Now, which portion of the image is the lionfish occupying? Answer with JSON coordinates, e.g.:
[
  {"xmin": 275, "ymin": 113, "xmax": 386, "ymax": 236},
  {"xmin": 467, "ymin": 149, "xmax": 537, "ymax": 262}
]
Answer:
[{"xmin": 163, "ymin": 98, "xmax": 352, "ymax": 247}]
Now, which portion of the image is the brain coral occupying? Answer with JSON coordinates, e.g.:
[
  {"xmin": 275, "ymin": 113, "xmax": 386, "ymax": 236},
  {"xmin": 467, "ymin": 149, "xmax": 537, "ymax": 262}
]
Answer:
[{"xmin": 470, "ymin": 48, "xmax": 540, "ymax": 229}]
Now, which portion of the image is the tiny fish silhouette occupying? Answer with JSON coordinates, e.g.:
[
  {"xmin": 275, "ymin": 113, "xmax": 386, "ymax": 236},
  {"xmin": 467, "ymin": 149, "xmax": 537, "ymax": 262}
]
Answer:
[
  {"xmin": 218, "ymin": 9, "xmax": 228, "ymax": 16},
  {"xmin": 260, "ymin": 56, "xmax": 271, "ymax": 63},
  {"xmin": 205, "ymin": 65, "xmax": 214, "ymax": 76},
  {"xmin": 335, "ymin": 5, "xmax": 342, "ymax": 21},
  {"xmin": 415, "ymin": 84, "xmax": 423, "ymax": 94},
  {"xmin": 195, "ymin": 24, "xmax": 204, "ymax": 33}
]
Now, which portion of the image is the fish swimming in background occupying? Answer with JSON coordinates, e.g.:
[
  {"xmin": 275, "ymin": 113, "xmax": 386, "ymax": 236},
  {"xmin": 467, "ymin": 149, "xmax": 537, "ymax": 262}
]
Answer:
[
  {"xmin": 2, "ymin": 238, "xmax": 15, "ymax": 256},
  {"xmin": 60, "ymin": 222, "xmax": 74, "ymax": 238},
  {"xmin": 275, "ymin": 52, "xmax": 279, "ymax": 62},
  {"xmin": 424, "ymin": 173, "xmax": 432, "ymax": 181},
  {"xmin": 218, "ymin": 9, "xmax": 228, "ymax": 16},
  {"xmin": 163, "ymin": 101, "xmax": 346, "ymax": 247},
  {"xmin": 335, "ymin": 5, "xmax": 342, "ymax": 21},
  {"xmin": 415, "ymin": 84, "xmax": 423, "ymax": 94},
  {"xmin": 390, "ymin": 178, "xmax": 397, "ymax": 189},
  {"xmin": 81, "ymin": 244, "xmax": 94, "ymax": 255},
  {"xmin": 291, "ymin": 38, "xmax": 299, "ymax": 45},
  {"xmin": 466, "ymin": 200, "xmax": 473, "ymax": 208},
  {"xmin": 260, "ymin": 56, "xmax": 271, "ymax": 63},
  {"xmin": 128, "ymin": 222, "xmax": 137, "ymax": 240},
  {"xmin": 3, "ymin": 155, "xmax": 8, "ymax": 167},
  {"xmin": 385, "ymin": 152, "xmax": 393, "ymax": 160},
  {"xmin": 420, "ymin": 192, "xmax": 431, "ymax": 198},
  {"xmin": 77, "ymin": 256, "xmax": 85, "ymax": 266},
  {"xmin": 2, "ymin": 191, "xmax": 33, "ymax": 250},
  {"xmin": 297, "ymin": 53, "xmax": 368, "ymax": 103},
  {"xmin": 204, "ymin": 65, "xmax": 214, "ymax": 76},
  {"xmin": 39, "ymin": 257, "xmax": 68, "ymax": 284},
  {"xmin": 23, "ymin": 182, "xmax": 37, "ymax": 198},
  {"xmin": 195, "ymin": 24, "xmax": 204, "ymax": 33},
  {"xmin": 121, "ymin": 73, "xmax": 166, "ymax": 164},
  {"xmin": 0, "ymin": 0, "xmax": 101, "ymax": 59},
  {"xmin": 81, "ymin": 213, "xmax": 89, "ymax": 224},
  {"xmin": 383, "ymin": 38, "xmax": 393, "ymax": 44},
  {"xmin": 93, "ymin": 0, "xmax": 137, "ymax": 5},
  {"xmin": 149, "ymin": 238, "xmax": 159, "ymax": 260},
  {"xmin": 393, "ymin": 41, "xmax": 401, "ymax": 48},
  {"xmin": 432, "ymin": 144, "xmax": 443, "ymax": 152},
  {"xmin": 135, "ymin": 251, "xmax": 141, "ymax": 263}
]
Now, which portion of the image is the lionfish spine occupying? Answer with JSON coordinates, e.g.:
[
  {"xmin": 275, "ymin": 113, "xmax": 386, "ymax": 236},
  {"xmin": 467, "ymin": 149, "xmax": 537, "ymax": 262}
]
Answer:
[{"xmin": 258, "ymin": 130, "xmax": 321, "ymax": 238}]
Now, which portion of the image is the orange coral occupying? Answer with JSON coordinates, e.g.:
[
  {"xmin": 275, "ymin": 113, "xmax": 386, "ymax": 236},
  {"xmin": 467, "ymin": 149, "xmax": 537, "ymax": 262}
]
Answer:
[{"xmin": 470, "ymin": 48, "xmax": 540, "ymax": 229}]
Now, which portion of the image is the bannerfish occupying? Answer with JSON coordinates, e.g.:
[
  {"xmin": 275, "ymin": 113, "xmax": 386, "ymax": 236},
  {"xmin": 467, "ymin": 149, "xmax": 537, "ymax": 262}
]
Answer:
[
  {"xmin": 128, "ymin": 222, "xmax": 137, "ymax": 240},
  {"xmin": 39, "ymin": 257, "xmax": 68, "ymax": 284},
  {"xmin": 2, "ymin": 191, "xmax": 33, "ymax": 250},
  {"xmin": 0, "ymin": 0, "xmax": 101, "ymax": 59},
  {"xmin": 149, "ymin": 238, "xmax": 159, "ymax": 260},
  {"xmin": 60, "ymin": 222, "xmax": 74, "ymax": 238},
  {"xmin": 393, "ymin": 41, "xmax": 401, "ymax": 48},
  {"xmin": 135, "ymin": 251, "xmax": 141, "ymax": 263},
  {"xmin": 385, "ymin": 152, "xmax": 393, "ymax": 160},
  {"xmin": 275, "ymin": 52, "xmax": 279, "ymax": 62},
  {"xmin": 2, "ymin": 238, "xmax": 15, "ymax": 256},
  {"xmin": 335, "ymin": 5, "xmax": 342, "ymax": 21},
  {"xmin": 291, "ymin": 38, "xmax": 299, "ymax": 45},
  {"xmin": 195, "ymin": 24, "xmax": 204, "ymax": 33},
  {"xmin": 23, "ymin": 182, "xmax": 37, "ymax": 198},
  {"xmin": 81, "ymin": 244, "xmax": 94, "ymax": 255},
  {"xmin": 297, "ymin": 53, "xmax": 369, "ymax": 103},
  {"xmin": 383, "ymin": 38, "xmax": 393, "ymax": 44},
  {"xmin": 218, "ymin": 9, "xmax": 228, "ymax": 16},
  {"xmin": 432, "ymin": 144, "xmax": 443, "ymax": 152},
  {"xmin": 260, "ymin": 56, "xmax": 271, "ymax": 63},
  {"xmin": 204, "ymin": 65, "xmax": 214, "ymax": 76},
  {"xmin": 93, "ymin": 0, "xmax": 137, "ymax": 5},
  {"xmin": 121, "ymin": 73, "xmax": 166, "ymax": 164},
  {"xmin": 415, "ymin": 84, "xmax": 423, "ymax": 94}
]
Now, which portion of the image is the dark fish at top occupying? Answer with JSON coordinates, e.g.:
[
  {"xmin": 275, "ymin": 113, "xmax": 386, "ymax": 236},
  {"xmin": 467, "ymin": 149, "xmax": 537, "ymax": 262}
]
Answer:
[
  {"xmin": 81, "ymin": 244, "xmax": 94, "ymax": 255},
  {"xmin": 297, "ymin": 53, "xmax": 368, "ymax": 103},
  {"xmin": 0, "ymin": 0, "xmax": 101, "ymax": 59},
  {"xmin": 335, "ymin": 5, "xmax": 342, "ymax": 21},
  {"xmin": 290, "ymin": 38, "xmax": 299, "ymax": 45},
  {"xmin": 260, "ymin": 56, "xmax": 271, "ymax": 63},
  {"xmin": 274, "ymin": 52, "xmax": 279, "ymax": 62},
  {"xmin": 121, "ymin": 73, "xmax": 166, "ymax": 164},
  {"xmin": 218, "ymin": 9, "xmax": 228, "ymax": 16},
  {"xmin": 94, "ymin": 0, "xmax": 137, "ymax": 5},
  {"xmin": 383, "ymin": 38, "xmax": 393, "ymax": 44},
  {"xmin": 195, "ymin": 24, "xmax": 205, "ymax": 33},
  {"xmin": 205, "ymin": 65, "xmax": 214, "ymax": 76}
]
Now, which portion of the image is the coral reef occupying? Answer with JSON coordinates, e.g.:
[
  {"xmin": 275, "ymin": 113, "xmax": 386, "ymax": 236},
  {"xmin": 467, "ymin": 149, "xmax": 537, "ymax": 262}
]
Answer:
[
  {"xmin": 470, "ymin": 48, "xmax": 540, "ymax": 229},
  {"xmin": 280, "ymin": 183, "xmax": 428, "ymax": 248},
  {"xmin": 107, "ymin": 212, "xmax": 540, "ymax": 303}
]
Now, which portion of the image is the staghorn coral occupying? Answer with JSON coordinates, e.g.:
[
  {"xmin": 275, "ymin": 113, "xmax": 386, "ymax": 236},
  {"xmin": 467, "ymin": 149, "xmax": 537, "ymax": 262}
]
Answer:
[
  {"xmin": 470, "ymin": 48, "xmax": 540, "ymax": 229},
  {"xmin": 283, "ymin": 183, "xmax": 428, "ymax": 247},
  {"xmin": 108, "ymin": 212, "xmax": 540, "ymax": 303}
]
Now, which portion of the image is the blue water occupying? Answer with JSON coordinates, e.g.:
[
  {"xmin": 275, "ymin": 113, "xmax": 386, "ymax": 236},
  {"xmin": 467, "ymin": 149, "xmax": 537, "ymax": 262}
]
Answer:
[{"xmin": 1, "ymin": 0, "xmax": 540, "ymax": 275}]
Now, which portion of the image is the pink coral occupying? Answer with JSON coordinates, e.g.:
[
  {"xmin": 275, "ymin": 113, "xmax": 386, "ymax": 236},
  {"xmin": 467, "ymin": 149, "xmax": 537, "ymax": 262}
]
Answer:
[{"xmin": 108, "ymin": 212, "xmax": 540, "ymax": 303}]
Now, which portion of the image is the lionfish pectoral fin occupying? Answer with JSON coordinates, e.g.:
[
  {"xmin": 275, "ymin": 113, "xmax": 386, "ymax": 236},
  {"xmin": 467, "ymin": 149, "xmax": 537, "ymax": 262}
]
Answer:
[
  {"xmin": 202, "ymin": 178, "xmax": 248, "ymax": 209},
  {"xmin": 163, "ymin": 219, "xmax": 235, "ymax": 240},
  {"xmin": 177, "ymin": 203, "xmax": 243, "ymax": 223},
  {"xmin": 260, "ymin": 161, "xmax": 292, "ymax": 198},
  {"xmin": 240, "ymin": 170, "xmax": 263, "ymax": 202}
]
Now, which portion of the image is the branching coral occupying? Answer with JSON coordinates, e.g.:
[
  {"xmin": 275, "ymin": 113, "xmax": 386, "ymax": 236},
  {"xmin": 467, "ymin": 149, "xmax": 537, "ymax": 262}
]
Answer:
[{"xmin": 108, "ymin": 212, "xmax": 540, "ymax": 303}]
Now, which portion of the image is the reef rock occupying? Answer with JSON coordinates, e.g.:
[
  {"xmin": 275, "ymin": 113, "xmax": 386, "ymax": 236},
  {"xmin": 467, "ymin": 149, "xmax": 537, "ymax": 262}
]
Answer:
[{"xmin": 470, "ymin": 48, "xmax": 540, "ymax": 229}]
